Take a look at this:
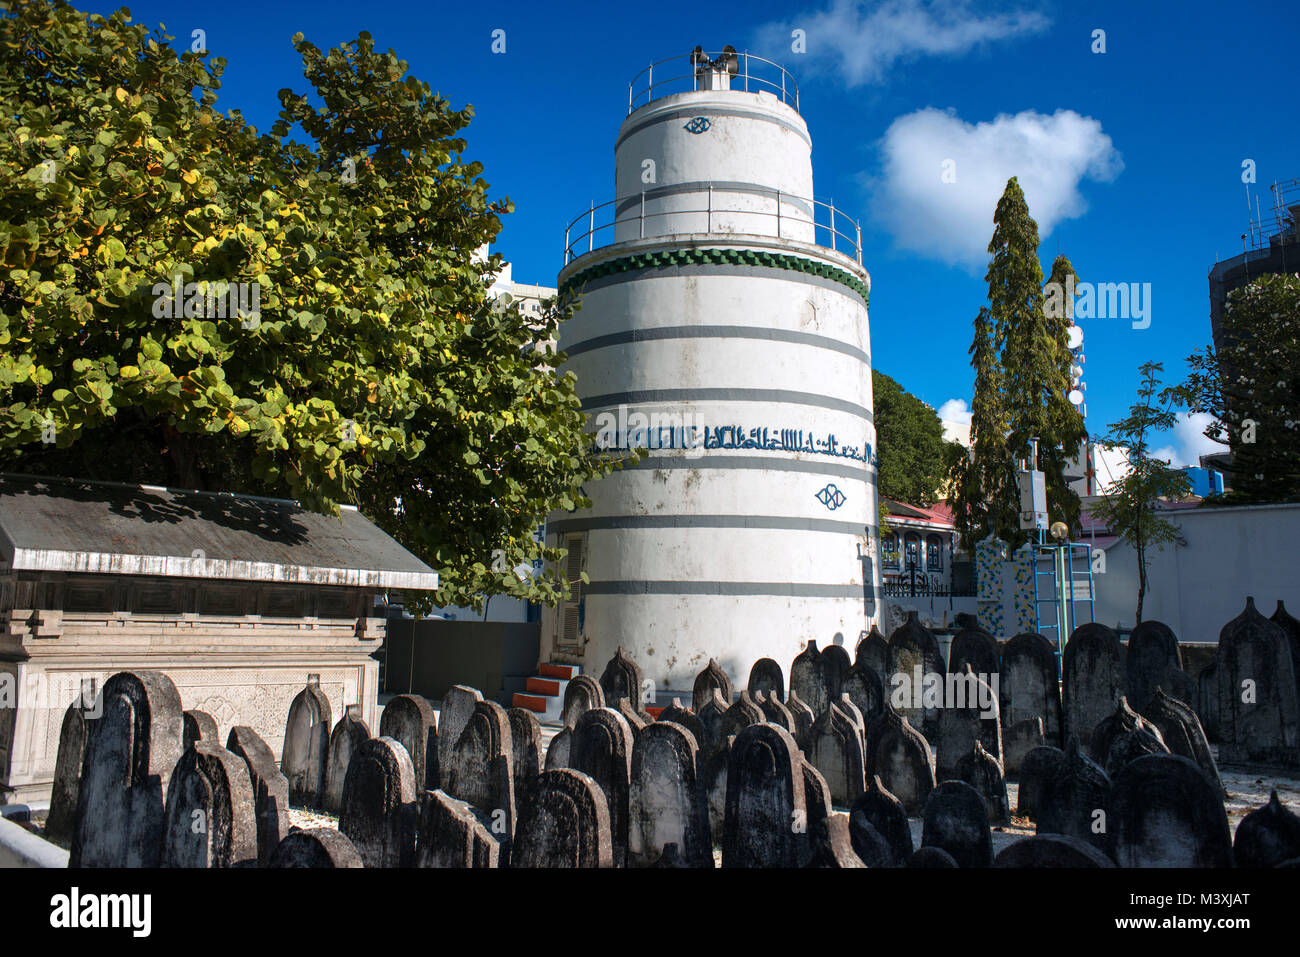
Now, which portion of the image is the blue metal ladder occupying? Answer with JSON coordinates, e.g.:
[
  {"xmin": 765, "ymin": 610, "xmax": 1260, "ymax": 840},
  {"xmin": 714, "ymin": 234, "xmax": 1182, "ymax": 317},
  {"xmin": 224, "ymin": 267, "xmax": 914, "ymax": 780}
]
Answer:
[{"xmin": 1031, "ymin": 540, "xmax": 1097, "ymax": 679}]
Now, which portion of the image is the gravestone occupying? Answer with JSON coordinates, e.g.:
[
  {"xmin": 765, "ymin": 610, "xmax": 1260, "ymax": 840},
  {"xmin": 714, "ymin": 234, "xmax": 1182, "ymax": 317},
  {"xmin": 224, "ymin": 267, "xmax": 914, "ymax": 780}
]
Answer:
[
  {"xmin": 1233, "ymin": 790, "xmax": 1300, "ymax": 868},
  {"xmin": 822, "ymin": 644, "xmax": 851, "ymax": 702},
  {"xmin": 1143, "ymin": 687, "xmax": 1222, "ymax": 795},
  {"xmin": 948, "ymin": 626, "xmax": 999, "ymax": 678},
  {"xmin": 1271, "ymin": 601, "xmax": 1300, "ymax": 702},
  {"xmin": 45, "ymin": 680, "xmax": 98, "ymax": 848},
  {"xmin": 786, "ymin": 691, "xmax": 816, "ymax": 752},
  {"xmin": 70, "ymin": 670, "xmax": 183, "ymax": 868},
  {"xmin": 1106, "ymin": 753, "xmax": 1233, "ymax": 867},
  {"xmin": 791, "ymin": 640, "xmax": 829, "ymax": 717},
  {"xmin": 1125, "ymin": 619, "xmax": 1186, "ymax": 716},
  {"xmin": 445, "ymin": 700, "xmax": 516, "ymax": 858},
  {"xmin": 696, "ymin": 689, "xmax": 729, "ymax": 764},
  {"xmin": 1004, "ymin": 718, "xmax": 1045, "ymax": 776},
  {"xmin": 339, "ymin": 736, "xmax": 418, "ymax": 868},
  {"xmin": 701, "ymin": 738, "xmax": 731, "ymax": 845},
  {"xmin": 571, "ymin": 707, "xmax": 635, "ymax": 866},
  {"xmin": 268, "ymin": 828, "xmax": 364, "ymax": 868},
  {"xmin": 512, "ymin": 768, "xmax": 614, "ymax": 868},
  {"xmin": 1090, "ymin": 697, "xmax": 1168, "ymax": 775},
  {"xmin": 801, "ymin": 759, "xmax": 833, "ymax": 840},
  {"xmin": 617, "ymin": 698, "xmax": 649, "ymax": 738},
  {"xmin": 161, "ymin": 742, "xmax": 258, "ymax": 868},
  {"xmin": 507, "ymin": 708, "xmax": 544, "ymax": 811},
  {"xmin": 921, "ymin": 780, "xmax": 993, "ymax": 868},
  {"xmin": 545, "ymin": 727, "xmax": 571, "ymax": 770},
  {"xmin": 657, "ymin": 699, "xmax": 705, "ymax": 746},
  {"xmin": 994, "ymin": 834, "xmax": 1114, "ymax": 868},
  {"xmin": 855, "ymin": 625, "xmax": 889, "ymax": 677},
  {"xmin": 747, "ymin": 657, "xmax": 785, "ymax": 702},
  {"xmin": 907, "ymin": 845, "xmax": 959, "ymax": 868},
  {"xmin": 956, "ymin": 741, "xmax": 1010, "ymax": 825},
  {"xmin": 849, "ymin": 775, "xmax": 913, "ymax": 867},
  {"xmin": 226, "ymin": 725, "xmax": 290, "ymax": 866},
  {"xmin": 865, "ymin": 703, "xmax": 936, "ymax": 815},
  {"xmin": 936, "ymin": 665, "xmax": 1001, "ymax": 781},
  {"xmin": 842, "ymin": 663, "xmax": 885, "ymax": 728},
  {"xmin": 755, "ymin": 691, "xmax": 796, "ymax": 734},
  {"xmin": 183, "ymin": 710, "xmax": 219, "ymax": 750},
  {"xmin": 562, "ymin": 675, "xmax": 604, "ymax": 730},
  {"xmin": 809, "ymin": 702, "xmax": 866, "ymax": 806},
  {"xmin": 628, "ymin": 721, "xmax": 710, "ymax": 867},
  {"xmin": 721, "ymin": 690, "xmax": 765, "ymax": 741},
  {"xmin": 1000, "ymin": 632, "xmax": 1063, "ymax": 747},
  {"xmin": 1016, "ymin": 745, "xmax": 1066, "ymax": 818},
  {"xmin": 1062, "ymin": 623, "xmax": 1124, "ymax": 746},
  {"xmin": 282, "ymin": 674, "xmax": 331, "ymax": 808},
  {"xmin": 324, "ymin": 705, "xmax": 371, "ymax": 814},
  {"xmin": 416, "ymin": 789, "xmax": 500, "ymax": 868},
  {"xmin": 1197, "ymin": 659, "xmax": 1220, "ymax": 742},
  {"xmin": 1217, "ymin": 597, "xmax": 1300, "ymax": 766},
  {"xmin": 886, "ymin": 611, "xmax": 944, "ymax": 737},
  {"xmin": 692, "ymin": 659, "xmax": 733, "ymax": 712},
  {"xmin": 722, "ymin": 723, "xmax": 806, "ymax": 868},
  {"xmin": 380, "ymin": 694, "xmax": 438, "ymax": 791},
  {"xmin": 437, "ymin": 685, "xmax": 483, "ymax": 778},
  {"xmin": 1036, "ymin": 737, "xmax": 1110, "ymax": 851},
  {"xmin": 599, "ymin": 647, "xmax": 645, "ymax": 713},
  {"xmin": 807, "ymin": 815, "xmax": 866, "ymax": 868}
]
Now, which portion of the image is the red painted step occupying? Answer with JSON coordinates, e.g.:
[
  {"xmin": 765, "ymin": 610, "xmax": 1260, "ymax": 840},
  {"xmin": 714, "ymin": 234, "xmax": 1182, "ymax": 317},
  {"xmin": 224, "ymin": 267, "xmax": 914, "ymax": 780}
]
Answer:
[
  {"xmin": 512, "ymin": 692, "xmax": 548, "ymax": 713},
  {"xmin": 647, "ymin": 706, "xmax": 665, "ymax": 719},
  {"xmin": 539, "ymin": 662, "xmax": 579, "ymax": 680},
  {"xmin": 526, "ymin": 676, "xmax": 561, "ymax": 696}
]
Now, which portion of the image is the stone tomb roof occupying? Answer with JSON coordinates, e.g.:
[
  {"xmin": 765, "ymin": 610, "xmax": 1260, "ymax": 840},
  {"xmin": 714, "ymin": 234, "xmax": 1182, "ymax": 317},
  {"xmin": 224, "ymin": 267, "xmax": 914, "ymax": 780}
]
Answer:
[{"xmin": 0, "ymin": 473, "xmax": 438, "ymax": 591}]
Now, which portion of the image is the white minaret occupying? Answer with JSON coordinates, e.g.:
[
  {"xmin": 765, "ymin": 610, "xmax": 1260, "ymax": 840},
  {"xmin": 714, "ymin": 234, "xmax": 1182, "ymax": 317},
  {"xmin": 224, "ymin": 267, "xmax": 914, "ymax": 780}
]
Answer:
[{"xmin": 544, "ymin": 48, "xmax": 878, "ymax": 698}]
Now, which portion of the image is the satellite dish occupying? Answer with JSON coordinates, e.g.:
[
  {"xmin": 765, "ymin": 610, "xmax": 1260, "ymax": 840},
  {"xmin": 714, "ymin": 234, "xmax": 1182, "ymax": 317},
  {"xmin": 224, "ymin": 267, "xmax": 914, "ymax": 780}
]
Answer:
[
  {"xmin": 1068, "ymin": 389, "xmax": 1084, "ymax": 406},
  {"xmin": 1066, "ymin": 325, "xmax": 1084, "ymax": 350}
]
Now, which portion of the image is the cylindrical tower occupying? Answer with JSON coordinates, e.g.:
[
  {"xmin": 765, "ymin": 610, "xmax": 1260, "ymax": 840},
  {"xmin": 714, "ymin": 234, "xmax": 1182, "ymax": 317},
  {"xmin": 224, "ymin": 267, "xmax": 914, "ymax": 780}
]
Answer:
[{"xmin": 545, "ymin": 49, "xmax": 879, "ymax": 696}]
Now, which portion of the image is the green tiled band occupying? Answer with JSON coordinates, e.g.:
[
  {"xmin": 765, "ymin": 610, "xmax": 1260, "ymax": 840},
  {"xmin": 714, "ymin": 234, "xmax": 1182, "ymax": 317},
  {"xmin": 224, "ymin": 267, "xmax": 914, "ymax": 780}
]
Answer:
[{"xmin": 560, "ymin": 246, "xmax": 870, "ymax": 305}]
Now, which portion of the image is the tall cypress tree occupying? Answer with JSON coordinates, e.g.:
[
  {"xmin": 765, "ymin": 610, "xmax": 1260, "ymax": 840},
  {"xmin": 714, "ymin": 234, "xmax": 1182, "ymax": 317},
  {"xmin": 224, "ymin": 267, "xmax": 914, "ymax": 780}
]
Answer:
[{"xmin": 950, "ymin": 178, "xmax": 1085, "ymax": 549}]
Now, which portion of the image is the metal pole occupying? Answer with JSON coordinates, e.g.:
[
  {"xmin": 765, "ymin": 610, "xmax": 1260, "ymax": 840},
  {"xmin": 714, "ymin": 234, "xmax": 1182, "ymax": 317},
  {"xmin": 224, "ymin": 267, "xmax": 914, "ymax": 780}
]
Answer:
[
  {"xmin": 775, "ymin": 189, "xmax": 781, "ymax": 239},
  {"xmin": 856, "ymin": 223, "xmax": 862, "ymax": 264},
  {"xmin": 830, "ymin": 202, "xmax": 836, "ymax": 252},
  {"xmin": 640, "ymin": 191, "xmax": 645, "ymax": 239},
  {"xmin": 707, "ymin": 184, "xmax": 712, "ymax": 233},
  {"xmin": 781, "ymin": 68, "xmax": 786, "ymax": 104},
  {"xmin": 588, "ymin": 203, "xmax": 594, "ymax": 252},
  {"xmin": 744, "ymin": 54, "xmax": 749, "ymax": 92},
  {"xmin": 564, "ymin": 226, "xmax": 570, "ymax": 265}
]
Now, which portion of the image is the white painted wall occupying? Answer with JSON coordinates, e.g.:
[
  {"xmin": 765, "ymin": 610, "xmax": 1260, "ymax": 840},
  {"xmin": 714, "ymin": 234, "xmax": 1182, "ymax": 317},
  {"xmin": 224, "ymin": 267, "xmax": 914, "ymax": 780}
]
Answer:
[
  {"xmin": 547, "ymin": 81, "xmax": 876, "ymax": 694},
  {"xmin": 1092, "ymin": 502, "xmax": 1300, "ymax": 641}
]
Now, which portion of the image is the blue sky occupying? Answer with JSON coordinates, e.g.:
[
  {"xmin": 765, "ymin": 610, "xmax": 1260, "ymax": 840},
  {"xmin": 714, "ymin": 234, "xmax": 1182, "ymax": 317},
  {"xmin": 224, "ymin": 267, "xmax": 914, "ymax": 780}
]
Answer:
[{"xmin": 82, "ymin": 0, "xmax": 1300, "ymax": 470}]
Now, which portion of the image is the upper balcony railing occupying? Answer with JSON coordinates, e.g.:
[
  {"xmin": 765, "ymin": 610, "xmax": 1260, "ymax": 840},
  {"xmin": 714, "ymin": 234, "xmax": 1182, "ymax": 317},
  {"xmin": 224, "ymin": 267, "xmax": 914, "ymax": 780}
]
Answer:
[
  {"xmin": 562, "ymin": 183, "xmax": 863, "ymax": 267},
  {"xmin": 628, "ymin": 50, "xmax": 800, "ymax": 115}
]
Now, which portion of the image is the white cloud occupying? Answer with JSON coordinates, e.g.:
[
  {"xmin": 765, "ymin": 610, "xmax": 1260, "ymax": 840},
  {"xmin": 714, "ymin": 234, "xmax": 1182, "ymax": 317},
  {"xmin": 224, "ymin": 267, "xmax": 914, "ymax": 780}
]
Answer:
[
  {"xmin": 1154, "ymin": 412, "xmax": 1221, "ymax": 468},
  {"xmin": 756, "ymin": 0, "xmax": 1050, "ymax": 87},
  {"xmin": 937, "ymin": 397, "xmax": 972, "ymax": 446},
  {"xmin": 868, "ymin": 107, "xmax": 1123, "ymax": 267}
]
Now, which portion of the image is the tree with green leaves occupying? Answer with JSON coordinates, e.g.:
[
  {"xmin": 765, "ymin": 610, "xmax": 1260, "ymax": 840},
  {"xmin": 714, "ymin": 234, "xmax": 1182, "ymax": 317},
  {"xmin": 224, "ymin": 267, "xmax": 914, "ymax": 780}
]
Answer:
[
  {"xmin": 0, "ymin": 0, "xmax": 620, "ymax": 611},
  {"xmin": 1181, "ymin": 272, "xmax": 1300, "ymax": 503},
  {"xmin": 872, "ymin": 369, "xmax": 946, "ymax": 506},
  {"xmin": 1091, "ymin": 361, "xmax": 1191, "ymax": 625},
  {"xmin": 948, "ymin": 178, "xmax": 1086, "ymax": 550}
]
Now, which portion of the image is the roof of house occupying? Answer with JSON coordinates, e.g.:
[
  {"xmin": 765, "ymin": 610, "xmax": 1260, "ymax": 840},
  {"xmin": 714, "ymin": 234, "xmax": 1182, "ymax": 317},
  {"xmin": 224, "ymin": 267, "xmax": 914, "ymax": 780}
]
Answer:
[
  {"xmin": 883, "ymin": 499, "xmax": 955, "ymax": 529},
  {"xmin": 0, "ymin": 473, "xmax": 438, "ymax": 590}
]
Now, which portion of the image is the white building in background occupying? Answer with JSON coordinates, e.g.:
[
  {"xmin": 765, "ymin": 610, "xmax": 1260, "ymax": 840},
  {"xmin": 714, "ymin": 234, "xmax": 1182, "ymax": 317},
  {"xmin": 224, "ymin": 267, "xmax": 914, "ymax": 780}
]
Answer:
[{"xmin": 538, "ymin": 47, "xmax": 879, "ymax": 696}]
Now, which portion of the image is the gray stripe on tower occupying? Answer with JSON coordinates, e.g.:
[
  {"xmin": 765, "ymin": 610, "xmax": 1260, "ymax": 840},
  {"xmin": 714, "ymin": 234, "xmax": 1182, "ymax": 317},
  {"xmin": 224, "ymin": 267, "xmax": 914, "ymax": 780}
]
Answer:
[
  {"xmin": 563, "ymin": 324, "xmax": 871, "ymax": 365},
  {"xmin": 584, "ymin": 580, "xmax": 867, "ymax": 598},
  {"xmin": 581, "ymin": 388, "xmax": 875, "ymax": 422},
  {"xmin": 548, "ymin": 514, "xmax": 874, "ymax": 535}
]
